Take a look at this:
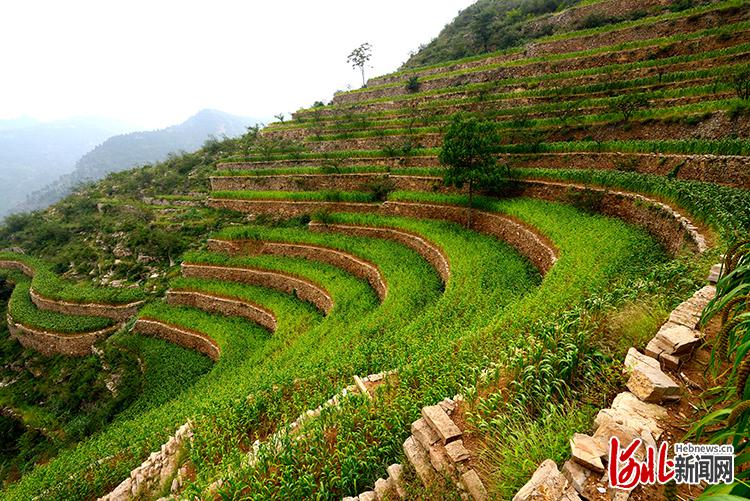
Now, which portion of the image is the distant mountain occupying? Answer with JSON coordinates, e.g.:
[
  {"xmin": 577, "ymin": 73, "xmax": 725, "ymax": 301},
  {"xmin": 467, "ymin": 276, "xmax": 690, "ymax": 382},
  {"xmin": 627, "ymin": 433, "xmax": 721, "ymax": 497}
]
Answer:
[
  {"xmin": 0, "ymin": 117, "xmax": 132, "ymax": 216},
  {"xmin": 14, "ymin": 109, "xmax": 256, "ymax": 215}
]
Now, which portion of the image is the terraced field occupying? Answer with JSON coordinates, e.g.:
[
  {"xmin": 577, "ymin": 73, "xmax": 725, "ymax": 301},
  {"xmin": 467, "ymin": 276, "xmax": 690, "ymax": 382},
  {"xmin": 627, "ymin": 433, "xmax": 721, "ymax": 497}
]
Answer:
[{"xmin": 2, "ymin": 0, "xmax": 750, "ymax": 499}]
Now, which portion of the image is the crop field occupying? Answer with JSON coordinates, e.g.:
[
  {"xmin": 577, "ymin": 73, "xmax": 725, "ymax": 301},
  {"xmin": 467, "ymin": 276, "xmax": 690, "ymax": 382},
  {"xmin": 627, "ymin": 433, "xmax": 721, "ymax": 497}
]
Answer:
[{"xmin": 2, "ymin": 0, "xmax": 749, "ymax": 499}]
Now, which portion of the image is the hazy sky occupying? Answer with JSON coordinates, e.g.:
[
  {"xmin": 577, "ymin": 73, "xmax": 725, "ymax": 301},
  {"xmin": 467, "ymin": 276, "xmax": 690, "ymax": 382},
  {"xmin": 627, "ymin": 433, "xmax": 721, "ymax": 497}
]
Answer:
[{"xmin": 0, "ymin": 0, "xmax": 472, "ymax": 130}]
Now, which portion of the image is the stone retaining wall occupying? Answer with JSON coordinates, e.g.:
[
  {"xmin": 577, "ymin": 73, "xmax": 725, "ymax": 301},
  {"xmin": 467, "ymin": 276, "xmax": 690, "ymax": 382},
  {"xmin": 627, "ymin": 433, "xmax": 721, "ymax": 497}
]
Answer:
[
  {"xmin": 210, "ymin": 173, "xmax": 449, "ymax": 193},
  {"xmin": 382, "ymin": 202, "xmax": 558, "ymax": 275},
  {"xmin": 512, "ymin": 179, "xmax": 707, "ymax": 255},
  {"xmin": 513, "ymin": 284, "xmax": 716, "ymax": 501},
  {"xmin": 181, "ymin": 263, "xmax": 334, "ymax": 314},
  {"xmin": 98, "ymin": 422, "xmax": 193, "ymax": 501},
  {"xmin": 29, "ymin": 288, "xmax": 143, "ymax": 322},
  {"xmin": 208, "ymin": 238, "xmax": 388, "ymax": 302},
  {"xmin": 133, "ymin": 318, "xmax": 221, "ymax": 361},
  {"xmin": 209, "ymin": 198, "xmax": 556, "ymax": 275},
  {"xmin": 166, "ymin": 290, "xmax": 277, "ymax": 332},
  {"xmin": 0, "ymin": 259, "xmax": 34, "ymax": 277},
  {"xmin": 7, "ymin": 314, "xmax": 120, "ymax": 357},
  {"xmin": 308, "ymin": 222, "xmax": 451, "ymax": 284},
  {"xmin": 365, "ymin": 0, "xmax": 670, "ymax": 88},
  {"xmin": 332, "ymin": 15, "xmax": 749, "ymax": 105},
  {"xmin": 216, "ymin": 151, "xmax": 750, "ymax": 188}
]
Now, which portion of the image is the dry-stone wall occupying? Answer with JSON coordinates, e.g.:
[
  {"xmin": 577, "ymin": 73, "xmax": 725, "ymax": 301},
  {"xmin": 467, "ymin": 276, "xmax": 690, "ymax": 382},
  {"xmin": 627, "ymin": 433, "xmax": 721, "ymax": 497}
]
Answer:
[
  {"xmin": 166, "ymin": 289, "xmax": 277, "ymax": 332},
  {"xmin": 308, "ymin": 222, "xmax": 451, "ymax": 284},
  {"xmin": 98, "ymin": 422, "xmax": 193, "ymax": 501},
  {"xmin": 208, "ymin": 238, "xmax": 388, "ymax": 302},
  {"xmin": 344, "ymin": 396, "xmax": 489, "ymax": 501},
  {"xmin": 181, "ymin": 262, "xmax": 334, "ymax": 314},
  {"xmin": 7, "ymin": 314, "xmax": 120, "ymax": 357},
  {"xmin": 513, "ymin": 284, "xmax": 716, "ymax": 501},
  {"xmin": 133, "ymin": 318, "xmax": 221, "ymax": 361},
  {"xmin": 29, "ymin": 288, "xmax": 143, "ymax": 322}
]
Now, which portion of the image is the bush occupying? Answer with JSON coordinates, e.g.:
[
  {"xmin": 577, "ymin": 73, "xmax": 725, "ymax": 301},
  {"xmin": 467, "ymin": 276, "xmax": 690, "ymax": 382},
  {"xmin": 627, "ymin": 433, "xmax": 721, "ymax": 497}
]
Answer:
[{"xmin": 405, "ymin": 76, "xmax": 421, "ymax": 93}]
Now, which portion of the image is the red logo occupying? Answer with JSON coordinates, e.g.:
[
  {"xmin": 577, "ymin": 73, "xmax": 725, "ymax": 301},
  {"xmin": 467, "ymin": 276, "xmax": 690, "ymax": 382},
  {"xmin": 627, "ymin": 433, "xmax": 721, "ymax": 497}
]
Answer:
[{"xmin": 608, "ymin": 437, "xmax": 674, "ymax": 490}]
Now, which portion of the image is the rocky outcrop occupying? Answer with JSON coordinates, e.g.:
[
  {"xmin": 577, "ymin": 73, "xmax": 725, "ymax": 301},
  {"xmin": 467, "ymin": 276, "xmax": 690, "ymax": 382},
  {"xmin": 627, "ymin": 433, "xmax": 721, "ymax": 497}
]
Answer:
[
  {"xmin": 7, "ymin": 313, "xmax": 120, "ymax": 357},
  {"xmin": 98, "ymin": 422, "xmax": 193, "ymax": 501},
  {"xmin": 181, "ymin": 262, "xmax": 334, "ymax": 314},
  {"xmin": 166, "ymin": 289, "xmax": 277, "ymax": 332},
  {"xmin": 207, "ymin": 238, "xmax": 388, "ymax": 302},
  {"xmin": 309, "ymin": 221, "xmax": 451, "ymax": 284},
  {"xmin": 133, "ymin": 318, "xmax": 221, "ymax": 361}
]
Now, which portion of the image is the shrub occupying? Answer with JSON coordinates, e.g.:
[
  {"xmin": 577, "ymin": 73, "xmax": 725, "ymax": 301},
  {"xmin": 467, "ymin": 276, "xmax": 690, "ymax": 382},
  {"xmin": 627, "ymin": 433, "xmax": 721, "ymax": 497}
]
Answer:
[{"xmin": 405, "ymin": 76, "xmax": 421, "ymax": 93}]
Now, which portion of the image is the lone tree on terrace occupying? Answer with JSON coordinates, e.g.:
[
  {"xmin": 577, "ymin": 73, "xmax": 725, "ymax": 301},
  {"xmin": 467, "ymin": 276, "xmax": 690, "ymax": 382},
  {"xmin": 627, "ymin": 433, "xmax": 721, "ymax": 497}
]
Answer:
[
  {"xmin": 347, "ymin": 42, "xmax": 372, "ymax": 88},
  {"xmin": 439, "ymin": 114, "xmax": 501, "ymax": 227}
]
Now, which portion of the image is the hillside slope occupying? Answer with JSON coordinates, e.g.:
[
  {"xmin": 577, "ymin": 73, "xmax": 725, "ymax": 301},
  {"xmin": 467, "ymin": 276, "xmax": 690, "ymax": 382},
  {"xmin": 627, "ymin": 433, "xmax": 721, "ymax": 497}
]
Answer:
[
  {"xmin": 14, "ymin": 109, "xmax": 256, "ymax": 214},
  {"xmin": 0, "ymin": 0, "xmax": 749, "ymax": 499},
  {"xmin": 0, "ymin": 117, "xmax": 130, "ymax": 217}
]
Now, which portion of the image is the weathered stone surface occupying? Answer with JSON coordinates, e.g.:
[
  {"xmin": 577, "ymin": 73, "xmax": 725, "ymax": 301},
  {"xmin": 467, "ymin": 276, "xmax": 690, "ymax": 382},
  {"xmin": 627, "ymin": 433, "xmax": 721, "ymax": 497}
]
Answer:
[
  {"xmin": 428, "ymin": 443, "xmax": 454, "ymax": 474},
  {"xmin": 387, "ymin": 463, "xmax": 407, "ymax": 499},
  {"xmin": 561, "ymin": 485, "xmax": 583, "ymax": 501},
  {"xmin": 611, "ymin": 392, "xmax": 668, "ymax": 423},
  {"xmin": 403, "ymin": 436, "xmax": 436, "ymax": 486},
  {"xmin": 594, "ymin": 407, "xmax": 662, "ymax": 441},
  {"xmin": 654, "ymin": 322, "xmax": 701, "ymax": 356},
  {"xmin": 625, "ymin": 350, "xmax": 681, "ymax": 403},
  {"xmin": 359, "ymin": 491, "xmax": 376, "ymax": 501},
  {"xmin": 562, "ymin": 460, "xmax": 590, "ymax": 495},
  {"xmin": 708, "ymin": 263, "xmax": 722, "ymax": 283},
  {"xmin": 513, "ymin": 459, "xmax": 567, "ymax": 501},
  {"xmin": 445, "ymin": 439, "xmax": 471, "ymax": 464},
  {"xmin": 461, "ymin": 469, "xmax": 488, "ymax": 501},
  {"xmin": 412, "ymin": 417, "xmax": 440, "ymax": 450},
  {"xmin": 439, "ymin": 397, "xmax": 457, "ymax": 414},
  {"xmin": 422, "ymin": 405, "xmax": 462, "ymax": 444},
  {"xmin": 570, "ymin": 433, "xmax": 606, "ymax": 473},
  {"xmin": 374, "ymin": 477, "xmax": 396, "ymax": 500},
  {"xmin": 593, "ymin": 420, "xmax": 643, "ymax": 460},
  {"xmin": 353, "ymin": 375, "xmax": 371, "ymax": 400}
]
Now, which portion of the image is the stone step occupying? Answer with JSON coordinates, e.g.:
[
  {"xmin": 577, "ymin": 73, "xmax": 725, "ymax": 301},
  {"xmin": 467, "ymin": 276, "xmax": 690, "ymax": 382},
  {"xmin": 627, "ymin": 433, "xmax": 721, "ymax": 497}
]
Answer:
[{"xmin": 421, "ymin": 404, "xmax": 462, "ymax": 444}]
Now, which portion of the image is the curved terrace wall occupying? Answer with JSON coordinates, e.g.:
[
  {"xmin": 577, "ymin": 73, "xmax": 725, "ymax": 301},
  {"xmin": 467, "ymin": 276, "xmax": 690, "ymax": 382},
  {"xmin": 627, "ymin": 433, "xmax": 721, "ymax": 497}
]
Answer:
[
  {"xmin": 29, "ymin": 288, "xmax": 143, "ymax": 322},
  {"xmin": 166, "ymin": 290, "xmax": 277, "ymax": 332},
  {"xmin": 332, "ymin": 15, "xmax": 750, "ymax": 105},
  {"xmin": 208, "ymin": 198, "xmax": 557, "ymax": 275},
  {"xmin": 7, "ymin": 314, "xmax": 119, "ymax": 357},
  {"xmin": 133, "ymin": 318, "xmax": 221, "ymax": 361},
  {"xmin": 208, "ymin": 239, "xmax": 388, "ymax": 302},
  {"xmin": 181, "ymin": 263, "xmax": 334, "ymax": 314},
  {"xmin": 308, "ymin": 222, "xmax": 451, "ymax": 284}
]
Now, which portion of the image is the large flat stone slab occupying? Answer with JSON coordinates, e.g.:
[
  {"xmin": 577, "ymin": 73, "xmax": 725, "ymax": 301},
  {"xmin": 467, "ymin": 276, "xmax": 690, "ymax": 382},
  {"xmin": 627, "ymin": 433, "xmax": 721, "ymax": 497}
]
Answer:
[
  {"xmin": 460, "ymin": 469, "xmax": 488, "ymax": 501},
  {"xmin": 654, "ymin": 322, "xmax": 701, "ymax": 356},
  {"xmin": 570, "ymin": 433, "xmax": 606, "ymax": 473},
  {"xmin": 422, "ymin": 404, "xmax": 462, "ymax": 444},
  {"xmin": 403, "ymin": 436, "xmax": 436, "ymax": 486},
  {"xmin": 513, "ymin": 459, "xmax": 567, "ymax": 501},
  {"xmin": 411, "ymin": 417, "xmax": 440, "ymax": 450},
  {"xmin": 625, "ymin": 349, "xmax": 681, "ymax": 403}
]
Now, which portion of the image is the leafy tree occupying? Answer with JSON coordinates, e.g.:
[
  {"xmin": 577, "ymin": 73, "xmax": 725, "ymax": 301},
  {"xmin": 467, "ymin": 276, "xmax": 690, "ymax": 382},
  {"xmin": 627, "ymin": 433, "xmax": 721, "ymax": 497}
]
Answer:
[
  {"xmin": 733, "ymin": 70, "xmax": 750, "ymax": 100},
  {"xmin": 405, "ymin": 76, "xmax": 421, "ymax": 93},
  {"xmin": 274, "ymin": 113, "xmax": 286, "ymax": 123},
  {"xmin": 608, "ymin": 93, "xmax": 649, "ymax": 121},
  {"xmin": 347, "ymin": 42, "xmax": 372, "ymax": 88},
  {"xmin": 439, "ymin": 114, "xmax": 502, "ymax": 227},
  {"xmin": 472, "ymin": 10, "xmax": 496, "ymax": 52}
]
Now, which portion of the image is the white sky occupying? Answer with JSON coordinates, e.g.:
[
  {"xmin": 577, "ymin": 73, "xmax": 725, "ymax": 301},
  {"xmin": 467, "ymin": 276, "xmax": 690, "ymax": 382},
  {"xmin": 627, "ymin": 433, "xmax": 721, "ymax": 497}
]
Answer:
[{"xmin": 0, "ymin": 0, "xmax": 472, "ymax": 130}]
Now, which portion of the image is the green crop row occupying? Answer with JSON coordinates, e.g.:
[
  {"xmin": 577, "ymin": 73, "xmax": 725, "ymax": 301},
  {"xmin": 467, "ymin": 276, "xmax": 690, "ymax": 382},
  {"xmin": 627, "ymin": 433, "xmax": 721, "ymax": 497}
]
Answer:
[
  {"xmin": 366, "ymin": 0, "xmax": 738, "ymax": 84},
  {"xmin": 0, "ymin": 252, "xmax": 145, "ymax": 305},
  {"xmin": 339, "ymin": 1, "xmax": 747, "ymax": 96},
  {"xmin": 6, "ymin": 281, "xmax": 114, "ymax": 334},
  {"xmin": 300, "ymin": 27, "xmax": 750, "ymax": 113},
  {"xmin": 211, "ymin": 190, "xmax": 377, "ymax": 203}
]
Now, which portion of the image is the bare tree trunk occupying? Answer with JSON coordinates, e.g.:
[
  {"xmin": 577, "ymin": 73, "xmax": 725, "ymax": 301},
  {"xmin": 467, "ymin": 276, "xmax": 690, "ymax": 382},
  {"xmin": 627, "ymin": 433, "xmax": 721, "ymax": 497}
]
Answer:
[{"xmin": 361, "ymin": 66, "xmax": 366, "ymax": 87}]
